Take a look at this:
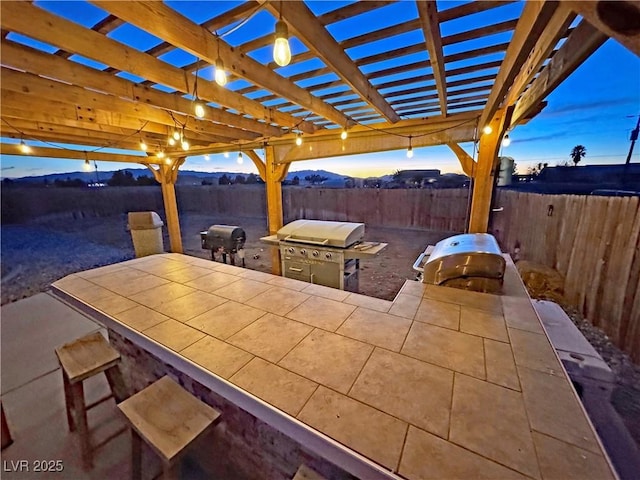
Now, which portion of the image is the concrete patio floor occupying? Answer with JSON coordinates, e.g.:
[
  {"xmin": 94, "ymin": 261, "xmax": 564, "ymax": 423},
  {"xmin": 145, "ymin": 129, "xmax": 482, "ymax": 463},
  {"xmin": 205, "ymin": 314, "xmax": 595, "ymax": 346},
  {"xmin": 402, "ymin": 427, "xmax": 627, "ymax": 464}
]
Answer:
[{"xmin": 0, "ymin": 293, "xmax": 241, "ymax": 480}]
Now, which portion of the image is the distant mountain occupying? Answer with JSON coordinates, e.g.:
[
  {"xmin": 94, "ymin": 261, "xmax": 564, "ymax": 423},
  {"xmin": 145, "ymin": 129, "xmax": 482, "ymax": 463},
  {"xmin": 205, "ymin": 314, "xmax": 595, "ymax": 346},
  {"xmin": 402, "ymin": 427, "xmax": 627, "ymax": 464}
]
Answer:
[{"xmin": 6, "ymin": 168, "xmax": 354, "ymax": 185}]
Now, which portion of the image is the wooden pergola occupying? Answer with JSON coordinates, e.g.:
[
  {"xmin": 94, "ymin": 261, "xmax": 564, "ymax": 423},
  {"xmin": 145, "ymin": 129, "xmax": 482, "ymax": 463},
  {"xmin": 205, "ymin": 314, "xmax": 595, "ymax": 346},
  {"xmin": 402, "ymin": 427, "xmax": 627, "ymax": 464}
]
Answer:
[{"xmin": 1, "ymin": 1, "xmax": 638, "ymax": 266}]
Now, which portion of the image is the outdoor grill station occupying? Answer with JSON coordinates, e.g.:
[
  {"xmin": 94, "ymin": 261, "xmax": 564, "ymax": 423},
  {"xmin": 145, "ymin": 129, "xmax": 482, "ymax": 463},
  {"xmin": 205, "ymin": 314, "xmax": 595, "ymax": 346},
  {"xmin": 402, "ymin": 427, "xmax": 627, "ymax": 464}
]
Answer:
[
  {"xmin": 261, "ymin": 219, "xmax": 387, "ymax": 292},
  {"xmin": 200, "ymin": 224, "xmax": 247, "ymax": 266}
]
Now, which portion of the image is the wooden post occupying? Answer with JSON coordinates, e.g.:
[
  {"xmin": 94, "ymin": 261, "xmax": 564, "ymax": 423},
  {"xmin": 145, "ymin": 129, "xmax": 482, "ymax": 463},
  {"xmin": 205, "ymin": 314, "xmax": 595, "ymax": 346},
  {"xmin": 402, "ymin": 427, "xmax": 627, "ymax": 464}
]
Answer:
[
  {"xmin": 468, "ymin": 108, "xmax": 512, "ymax": 233},
  {"xmin": 264, "ymin": 146, "xmax": 289, "ymax": 275},
  {"xmin": 153, "ymin": 159, "xmax": 184, "ymax": 254}
]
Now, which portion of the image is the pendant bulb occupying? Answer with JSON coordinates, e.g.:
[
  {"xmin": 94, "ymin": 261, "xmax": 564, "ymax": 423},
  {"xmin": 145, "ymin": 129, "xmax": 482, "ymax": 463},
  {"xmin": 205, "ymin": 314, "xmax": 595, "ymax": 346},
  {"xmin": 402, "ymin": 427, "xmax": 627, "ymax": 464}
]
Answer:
[
  {"xmin": 214, "ymin": 58, "xmax": 227, "ymax": 87},
  {"xmin": 83, "ymin": 158, "xmax": 92, "ymax": 171},
  {"xmin": 204, "ymin": 154, "xmax": 210, "ymax": 161},
  {"xmin": 139, "ymin": 139, "xmax": 147, "ymax": 151},
  {"xmin": 482, "ymin": 125, "xmax": 493, "ymax": 135},
  {"xmin": 502, "ymin": 134, "xmax": 511, "ymax": 147},
  {"xmin": 407, "ymin": 145, "xmax": 414, "ymax": 159},
  {"xmin": 273, "ymin": 20, "xmax": 291, "ymax": 67},
  {"xmin": 340, "ymin": 129, "xmax": 348, "ymax": 140},
  {"xmin": 194, "ymin": 102, "xmax": 205, "ymax": 119},
  {"xmin": 157, "ymin": 150, "xmax": 165, "ymax": 159},
  {"xmin": 19, "ymin": 139, "xmax": 31, "ymax": 154},
  {"xmin": 181, "ymin": 139, "xmax": 190, "ymax": 151},
  {"xmin": 173, "ymin": 130, "xmax": 181, "ymax": 140},
  {"xmin": 295, "ymin": 132, "xmax": 302, "ymax": 146},
  {"xmin": 237, "ymin": 151, "xmax": 243, "ymax": 164}
]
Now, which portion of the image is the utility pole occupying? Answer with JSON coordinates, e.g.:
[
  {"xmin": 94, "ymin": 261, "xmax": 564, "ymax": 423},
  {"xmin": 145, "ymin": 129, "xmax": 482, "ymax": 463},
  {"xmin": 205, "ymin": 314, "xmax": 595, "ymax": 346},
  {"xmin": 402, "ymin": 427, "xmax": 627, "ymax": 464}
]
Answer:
[{"xmin": 625, "ymin": 115, "xmax": 640, "ymax": 165}]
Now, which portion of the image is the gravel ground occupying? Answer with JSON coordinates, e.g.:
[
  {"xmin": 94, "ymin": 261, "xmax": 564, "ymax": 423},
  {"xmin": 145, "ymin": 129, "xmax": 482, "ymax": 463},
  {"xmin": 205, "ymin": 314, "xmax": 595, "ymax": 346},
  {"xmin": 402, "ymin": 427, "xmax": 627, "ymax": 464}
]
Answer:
[{"xmin": 1, "ymin": 213, "xmax": 639, "ymax": 452}]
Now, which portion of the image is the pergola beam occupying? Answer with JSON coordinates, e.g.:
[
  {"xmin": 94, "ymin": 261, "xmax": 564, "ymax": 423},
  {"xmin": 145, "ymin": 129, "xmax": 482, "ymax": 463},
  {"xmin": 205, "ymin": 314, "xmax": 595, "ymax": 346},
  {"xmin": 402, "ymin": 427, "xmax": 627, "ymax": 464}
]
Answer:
[
  {"xmin": 0, "ymin": 1, "xmax": 316, "ymax": 134},
  {"xmin": 263, "ymin": 0, "xmax": 399, "ymax": 124},
  {"xmin": 478, "ymin": 0, "xmax": 559, "ymax": 130},
  {"xmin": 0, "ymin": 144, "xmax": 163, "ymax": 164},
  {"xmin": 90, "ymin": 1, "xmax": 349, "ymax": 128},
  {"xmin": 417, "ymin": 0, "xmax": 447, "ymax": 117}
]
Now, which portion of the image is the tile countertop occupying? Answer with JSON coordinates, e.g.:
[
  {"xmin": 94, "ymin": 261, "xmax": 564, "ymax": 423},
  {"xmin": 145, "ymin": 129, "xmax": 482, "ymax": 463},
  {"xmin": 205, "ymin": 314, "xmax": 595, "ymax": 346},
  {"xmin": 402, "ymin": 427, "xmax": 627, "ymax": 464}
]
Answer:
[{"xmin": 51, "ymin": 253, "xmax": 616, "ymax": 480}]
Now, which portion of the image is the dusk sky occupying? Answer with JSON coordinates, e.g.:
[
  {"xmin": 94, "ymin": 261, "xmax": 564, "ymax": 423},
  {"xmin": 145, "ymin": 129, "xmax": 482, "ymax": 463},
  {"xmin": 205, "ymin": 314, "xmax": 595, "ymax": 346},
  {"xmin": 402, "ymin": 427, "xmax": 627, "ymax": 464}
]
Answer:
[{"xmin": 1, "ymin": 3, "xmax": 639, "ymax": 179}]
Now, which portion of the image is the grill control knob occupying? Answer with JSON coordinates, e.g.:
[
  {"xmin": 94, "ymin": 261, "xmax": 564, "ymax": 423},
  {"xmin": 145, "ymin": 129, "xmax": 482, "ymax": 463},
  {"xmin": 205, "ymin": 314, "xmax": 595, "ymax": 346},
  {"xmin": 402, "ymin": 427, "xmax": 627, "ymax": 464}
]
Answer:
[
  {"xmin": 287, "ymin": 247, "xmax": 295, "ymax": 254},
  {"xmin": 312, "ymin": 250, "xmax": 319, "ymax": 257},
  {"xmin": 325, "ymin": 252, "xmax": 332, "ymax": 259},
  {"xmin": 300, "ymin": 249, "xmax": 306, "ymax": 255}
]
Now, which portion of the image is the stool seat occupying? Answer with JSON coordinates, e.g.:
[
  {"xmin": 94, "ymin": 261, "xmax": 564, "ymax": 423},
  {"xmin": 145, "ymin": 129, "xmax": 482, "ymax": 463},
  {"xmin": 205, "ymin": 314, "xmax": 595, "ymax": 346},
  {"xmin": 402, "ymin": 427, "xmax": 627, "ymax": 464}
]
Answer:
[
  {"xmin": 55, "ymin": 331, "xmax": 127, "ymax": 470},
  {"xmin": 56, "ymin": 331, "xmax": 120, "ymax": 383},
  {"xmin": 118, "ymin": 376, "xmax": 220, "ymax": 479}
]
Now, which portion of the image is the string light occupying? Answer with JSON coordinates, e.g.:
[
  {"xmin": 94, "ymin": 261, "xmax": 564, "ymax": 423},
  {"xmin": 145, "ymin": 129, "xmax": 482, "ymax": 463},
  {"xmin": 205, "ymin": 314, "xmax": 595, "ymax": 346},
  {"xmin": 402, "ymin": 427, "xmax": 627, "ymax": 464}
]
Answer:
[
  {"xmin": 194, "ymin": 102, "xmax": 205, "ymax": 119},
  {"xmin": 204, "ymin": 154, "xmax": 210, "ymax": 161},
  {"xmin": 157, "ymin": 150, "xmax": 165, "ymax": 159},
  {"xmin": 340, "ymin": 128, "xmax": 348, "ymax": 140},
  {"xmin": 295, "ymin": 132, "xmax": 302, "ymax": 146},
  {"xmin": 482, "ymin": 125, "xmax": 493, "ymax": 135},
  {"xmin": 181, "ymin": 138, "xmax": 190, "ymax": 151},
  {"xmin": 139, "ymin": 137, "xmax": 148, "ymax": 151},
  {"xmin": 502, "ymin": 134, "xmax": 511, "ymax": 147},
  {"xmin": 165, "ymin": 157, "xmax": 172, "ymax": 165},
  {"xmin": 83, "ymin": 158, "xmax": 92, "ymax": 171},
  {"xmin": 237, "ymin": 150, "xmax": 243, "ymax": 164},
  {"xmin": 224, "ymin": 151, "xmax": 229, "ymax": 158},
  {"xmin": 19, "ymin": 138, "xmax": 31, "ymax": 153},
  {"xmin": 172, "ymin": 130, "xmax": 181, "ymax": 141},
  {"xmin": 273, "ymin": 3, "xmax": 291, "ymax": 67},
  {"xmin": 406, "ymin": 136, "xmax": 414, "ymax": 158},
  {"xmin": 168, "ymin": 137, "xmax": 176, "ymax": 146}
]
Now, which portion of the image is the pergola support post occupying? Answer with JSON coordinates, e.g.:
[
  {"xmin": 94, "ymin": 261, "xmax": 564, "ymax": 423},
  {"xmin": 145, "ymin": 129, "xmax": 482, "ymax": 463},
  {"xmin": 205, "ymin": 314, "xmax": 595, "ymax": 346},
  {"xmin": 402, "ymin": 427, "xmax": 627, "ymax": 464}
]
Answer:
[
  {"xmin": 149, "ymin": 159, "xmax": 184, "ymax": 254},
  {"xmin": 248, "ymin": 147, "xmax": 289, "ymax": 275},
  {"xmin": 468, "ymin": 108, "xmax": 512, "ymax": 233}
]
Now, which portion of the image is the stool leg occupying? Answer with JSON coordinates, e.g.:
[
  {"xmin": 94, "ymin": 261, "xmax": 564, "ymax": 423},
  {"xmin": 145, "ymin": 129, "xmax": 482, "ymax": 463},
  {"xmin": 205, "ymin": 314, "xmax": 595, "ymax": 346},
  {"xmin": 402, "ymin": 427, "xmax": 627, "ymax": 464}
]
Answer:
[
  {"xmin": 62, "ymin": 371, "xmax": 76, "ymax": 432},
  {"xmin": 131, "ymin": 429, "xmax": 142, "ymax": 480},
  {"xmin": 105, "ymin": 365, "xmax": 128, "ymax": 402},
  {"xmin": 71, "ymin": 381, "xmax": 92, "ymax": 470}
]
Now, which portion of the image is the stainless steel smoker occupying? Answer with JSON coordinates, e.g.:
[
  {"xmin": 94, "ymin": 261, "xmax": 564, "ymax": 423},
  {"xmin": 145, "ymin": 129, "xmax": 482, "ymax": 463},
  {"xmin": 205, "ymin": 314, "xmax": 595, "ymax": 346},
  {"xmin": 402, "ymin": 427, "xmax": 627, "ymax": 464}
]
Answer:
[
  {"xmin": 413, "ymin": 233, "xmax": 505, "ymax": 294},
  {"xmin": 261, "ymin": 219, "xmax": 387, "ymax": 292}
]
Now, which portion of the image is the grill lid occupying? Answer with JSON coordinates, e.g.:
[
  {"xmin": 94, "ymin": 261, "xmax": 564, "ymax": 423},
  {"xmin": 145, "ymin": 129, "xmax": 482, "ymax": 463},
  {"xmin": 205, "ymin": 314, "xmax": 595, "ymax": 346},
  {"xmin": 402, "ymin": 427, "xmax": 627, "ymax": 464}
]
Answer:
[{"xmin": 276, "ymin": 220, "xmax": 364, "ymax": 248}]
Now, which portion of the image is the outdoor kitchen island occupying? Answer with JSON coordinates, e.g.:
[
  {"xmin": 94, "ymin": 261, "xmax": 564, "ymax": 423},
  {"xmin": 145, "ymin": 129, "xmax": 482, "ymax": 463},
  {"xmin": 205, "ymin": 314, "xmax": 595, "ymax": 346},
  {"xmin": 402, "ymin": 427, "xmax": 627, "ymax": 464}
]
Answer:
[{"xmin": 50, "ymin": 253, "xmax": 616, "ymax": 480}]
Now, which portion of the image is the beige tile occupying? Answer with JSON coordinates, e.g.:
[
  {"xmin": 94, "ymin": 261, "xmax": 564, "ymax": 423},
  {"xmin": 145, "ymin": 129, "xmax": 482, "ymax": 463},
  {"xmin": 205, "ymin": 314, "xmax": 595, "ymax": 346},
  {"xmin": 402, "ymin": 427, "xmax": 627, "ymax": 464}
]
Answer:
[
  {"xmin": 398, "ymin": 280, "xmax": 425, "ymax": 298},
  {"xmin": 112, "ymin": 305, "xmax": 170, "ymax": 331},
  {"xmin": 337, "ymin": 308, "xmax": 411, "ymax": 352},
  {"xmin": 186, "ymin": 301, "xmax": 266, "ymax": 339},
  {"xmin": 402, "ymin": 322, "xmax": 485, "ymax": 379},
  {"xmin": 211, "ymin": 278, "xmax": 273, "ymax": 303},
  {"xmin": 246, "ymin": 286, "xmax": 310, "ymax": 316},
  {"xmin": 502, "ymin": 260, "xmax": 531, "ymax": 298},
  {"xmin": 423, "ymin": 285, "xmax": 503, "ymax": 314},
  {"xmin": 128, "ymin": 282, "xmax": 196, "ymax": 309},
  {"xmin": 400, "ymin": 426, "xmax": 530, "ymax": 480},
  {"xmin": 286, "ymin": 296, "xmax": 356, "ymax": 331},
  {"xmin": 230, "ymin": 358, "xmax": 317, "ymax": 416},
  {"xmin": 297, "ymin": 386, "xmax": 407, "ymax": 470},
  {"xmin": 227, "ymin": 313, "xmax": 312, "ymax": 362},
  {"xmin": 104, "ymin": 273, "xmax": 170, "ymax": 297},
  {"xmin": 210, "ymin": 262, "xmax": 245, "ymax": 275},
  {"xmin": 532, "ymin": 432, "xmax": 615, "ymax": 480},
  {"xmin": 129, "ymin": 258, "xmax": 188, "ymax": 276},
  {"xmin": 509, "ymin": 328, "xmax": 563, "ymax": 376},
  {"xmin": 184, "ymin": 271, "xmax": 241, "ymax": 293},
  {"xmin": 301, "ymin": 283, "xmax": 350, "ymax": 302},
  {"xmin": 157, "ymin": 265, "xmax": 215, "ymax": 283},
  {"xmin": 343, "ymin": 292, "xmax": 392, "ymax": 312},
  {"xmin": 54, "ymin": 276, "xmax": 110, "ymax": 301},
  {"xmin": 237, "ymin": 269, "xmax": 276, "ymax": 283},
  {"xmin": 154, "ymin": 291, "xmax": 227, "ymax": 322},
  {"xmin": 181, "ymin": 335, "xmax": 253, "ymax": 379},
  {"xmin": 75, "ymin": 263, "xmax": 127, "ymax": 279},
  {"xmin": 144, "ymin": 319, "xmax": 205, "ymax": 352},
  {"xmin": 503, "ymin": 297, "xmax": 544, "ymax": 334},
  {"xmin": 92, "ymin": 293, "xmax": 139, "ymax": 316},
  {"xmin": 518, "ymin": 366, "xmax": 600, "ymax": 453},
  {"xmin": 450, "ymin": 373, "xmax": 539, "ymax": 478},
  {"xmin": 460, "ymin": 307, "xmax": 508, "ymax": 342},
  {"xmin": 279, "ymin": 329, "xmax": 373, "ymax": 394},
  {"xmin": 388, "ymin": 293, "xmax": 421, "ymax": 319},
  {"xmin": 485, "ymin": 339, "xmax": 520, "ymax": 391},
  {"xmin": 91, "ymin": 267, "xmax": 147, "ymax": 289},
  {"xmin": 266, "ymin": 275, "xmax": 310, "ymax": 291},
  {"xmin": 183, "ymin": 257, "xmax": 220, "ymax": 270},
  {"xmin": 414, "ymin": 298, "xmax": 460, "ymax": 330},
  {"xmin": 350, "ymin": 349, "xmax": 453, "ymax": 437}
]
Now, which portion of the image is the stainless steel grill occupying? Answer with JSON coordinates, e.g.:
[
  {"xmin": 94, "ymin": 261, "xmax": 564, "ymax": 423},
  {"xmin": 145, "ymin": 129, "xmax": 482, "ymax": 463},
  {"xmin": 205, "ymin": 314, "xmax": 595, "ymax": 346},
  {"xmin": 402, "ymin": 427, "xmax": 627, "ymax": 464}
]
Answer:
[
  {"xmin": 413, "ymin": 233, "xmax": 505, "ymax": 294},
  {"xmin": 262, "ymin": 220, "xmax": 386, "ymax": 292}
]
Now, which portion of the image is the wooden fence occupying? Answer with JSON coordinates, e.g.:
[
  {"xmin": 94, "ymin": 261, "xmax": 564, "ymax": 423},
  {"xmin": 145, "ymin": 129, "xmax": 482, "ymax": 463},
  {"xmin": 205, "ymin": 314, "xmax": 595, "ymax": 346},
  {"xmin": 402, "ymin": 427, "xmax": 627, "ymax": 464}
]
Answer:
[{"xmin": 492, "ymin": 190, "xmax": 640, "ymax": 361}]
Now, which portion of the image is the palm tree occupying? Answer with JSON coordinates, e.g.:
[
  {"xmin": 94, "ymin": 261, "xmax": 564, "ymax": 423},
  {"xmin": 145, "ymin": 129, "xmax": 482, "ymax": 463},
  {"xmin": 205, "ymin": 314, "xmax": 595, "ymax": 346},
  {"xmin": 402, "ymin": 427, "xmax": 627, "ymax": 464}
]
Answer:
[{"xmin": 570, "ymin": 145, "xmax": 586, "ymax": 166}]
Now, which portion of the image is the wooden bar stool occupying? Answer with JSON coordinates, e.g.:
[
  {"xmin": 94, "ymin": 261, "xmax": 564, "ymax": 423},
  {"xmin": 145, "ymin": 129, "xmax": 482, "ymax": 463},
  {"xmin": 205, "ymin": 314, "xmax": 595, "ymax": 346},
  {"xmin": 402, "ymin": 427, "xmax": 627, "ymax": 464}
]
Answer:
[
  {"xmin": 118, "ymin": 376, "xmax": 221, "ymax": 480},
  {"xmin": 55, "ymin": 331, "xmax": 128, "ymax": 470}
]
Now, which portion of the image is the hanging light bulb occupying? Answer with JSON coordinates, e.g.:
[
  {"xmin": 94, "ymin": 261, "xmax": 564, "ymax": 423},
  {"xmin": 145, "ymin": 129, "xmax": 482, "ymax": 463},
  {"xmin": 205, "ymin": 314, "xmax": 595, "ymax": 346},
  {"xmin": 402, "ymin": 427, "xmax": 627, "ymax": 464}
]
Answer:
[
  {"xmin": 406, "ymin": 136, "xmax": 414, "ymax": 159},
  {"xmin": 139, "ymin": 138, "xmax": 148, "ymax": 151},
  {"xmin": 295, "ymin": 132, "xmax": 302, "ymax": 146},
  {"xmin": 224, "ymin": 151, "xmax": 229, "ymax": 158},
  {"xmin": 181, "ymin": 138, "xmax": 190, "ymax": 151},
  {"xmin": 157, "ymin": 150, "xmax": 165, "ymax": 159},
  {"xmin": 340, "ymin": 128, "xmax": 348, "ymax": 140},
  {"xmin": 83, "ymin": 158, "xmax": 92, "ymax": 171},
  {"xmin": 204, "ymin": 154, "xmax": 210, "ymax": 161},
  {"xmin": 273, "ymin": 20, "xmax": 291, "ymax": 67},
  {"xmin": 168, "ymin": 137, "xmax": 176, "ymax": 146},
  {"xmin": 172, "ymin": 130, "xmax": 181, "ymax": 141},
  {"xmin": 165, "ymin": 157, "xmax": 172, "ymax": 165},
  {"xmin": 482, "ymin": 125, "xmax": 493, "ymax": 135},
  {"xmin": 502, "ymin": 134, "xmax": 511, "ymax": 147},
  {"xmin": 194, "ymin": 102, "xmax": 205, "ymax": 119},
  {"xmin": 215, "ymin": 58, "xmax": 227, "ymax": 87},
  {"xmin": 237, "ymin": 151, "xmax": 243, "ymax": 164},
  {"xmin": 19, "ymin": 139, "xmax": 31, "ymax": 153}
]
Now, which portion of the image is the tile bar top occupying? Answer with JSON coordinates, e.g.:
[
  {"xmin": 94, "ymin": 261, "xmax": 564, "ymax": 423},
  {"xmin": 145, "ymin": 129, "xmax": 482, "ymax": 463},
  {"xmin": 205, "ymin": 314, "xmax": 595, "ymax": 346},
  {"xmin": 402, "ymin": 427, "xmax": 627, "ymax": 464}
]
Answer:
[{"xmin": 51, "ymin": 253, "xmax": 617, "ymax": 480}]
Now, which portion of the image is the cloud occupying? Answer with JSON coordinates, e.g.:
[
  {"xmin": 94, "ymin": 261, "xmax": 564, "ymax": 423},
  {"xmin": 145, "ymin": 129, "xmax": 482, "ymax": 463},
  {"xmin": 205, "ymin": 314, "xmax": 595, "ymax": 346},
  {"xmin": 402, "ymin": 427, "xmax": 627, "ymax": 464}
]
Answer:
[
  {"xmin": 511, "ymin": 131, "xmax": 569, "ymax": 144},
  {"xmin": 542, "ymin": 97, "xmax": 638, "ymax": 117}
]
